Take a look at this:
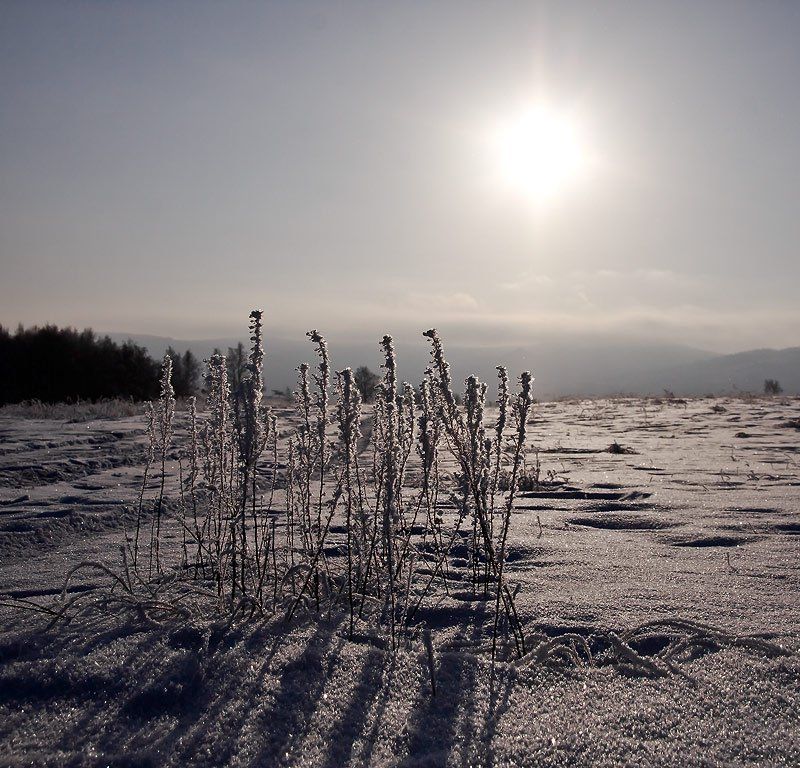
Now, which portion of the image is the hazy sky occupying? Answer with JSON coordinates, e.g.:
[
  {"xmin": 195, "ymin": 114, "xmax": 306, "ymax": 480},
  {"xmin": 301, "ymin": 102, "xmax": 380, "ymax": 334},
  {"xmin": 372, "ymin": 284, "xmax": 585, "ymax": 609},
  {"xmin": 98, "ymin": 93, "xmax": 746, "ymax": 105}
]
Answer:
[{"xmin": 1, "ymin": 1, "xmax": 799, "ymax": 352}]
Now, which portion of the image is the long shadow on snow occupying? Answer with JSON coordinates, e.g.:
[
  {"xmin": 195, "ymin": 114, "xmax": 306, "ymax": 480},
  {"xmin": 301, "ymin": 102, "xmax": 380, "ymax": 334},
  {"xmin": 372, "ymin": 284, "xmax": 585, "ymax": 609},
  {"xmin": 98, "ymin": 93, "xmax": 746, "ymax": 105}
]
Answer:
[
  {"xmin": 155, "ymin": 622, "xmax": 289, "ymax": 765},
  {"xmin": 400, "ymin": 599, "xmax": 514, "ymax": 768},
  {"xmin": 316, "ymin": 638, "xmax": 391, "ymax": 768},
  {"xmin": 246, "ymin": 617, "xmax": 348, "ymax": 766}
]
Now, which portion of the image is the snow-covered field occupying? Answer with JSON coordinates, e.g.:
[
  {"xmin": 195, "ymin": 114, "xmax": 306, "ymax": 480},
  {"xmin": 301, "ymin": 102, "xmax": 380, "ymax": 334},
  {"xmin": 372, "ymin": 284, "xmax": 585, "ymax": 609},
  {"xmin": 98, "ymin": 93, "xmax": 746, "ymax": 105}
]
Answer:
[{"xmin": 1, "ymin": 396, "xmax": 798, "ymax": 767}]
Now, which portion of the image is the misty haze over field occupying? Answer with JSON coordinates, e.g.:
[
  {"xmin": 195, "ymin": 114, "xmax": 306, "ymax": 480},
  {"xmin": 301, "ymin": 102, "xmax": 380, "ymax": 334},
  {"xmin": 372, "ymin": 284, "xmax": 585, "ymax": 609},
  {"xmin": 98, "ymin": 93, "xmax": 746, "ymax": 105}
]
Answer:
[
  {"xmin": 107, "ymin": 331, "xmax": 800, "ymax": 398},
  {"xmin": 2, "ymin": 0, "xmax": 799, "ymax": 377}
]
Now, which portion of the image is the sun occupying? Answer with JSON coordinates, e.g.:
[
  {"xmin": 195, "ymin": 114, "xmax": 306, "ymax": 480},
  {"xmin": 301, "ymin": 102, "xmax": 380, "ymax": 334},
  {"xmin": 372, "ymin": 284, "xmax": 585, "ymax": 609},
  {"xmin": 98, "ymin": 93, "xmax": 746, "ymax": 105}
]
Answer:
[{"xmin": 491, "ymin": 104, "xmax": 586, "ymax": 203}]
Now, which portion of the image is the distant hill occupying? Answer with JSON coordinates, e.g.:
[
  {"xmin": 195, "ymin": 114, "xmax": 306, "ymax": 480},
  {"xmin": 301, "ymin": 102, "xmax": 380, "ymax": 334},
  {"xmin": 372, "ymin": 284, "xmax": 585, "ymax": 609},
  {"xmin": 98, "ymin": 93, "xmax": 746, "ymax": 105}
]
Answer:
[
  {"xmin": 105, "ymin": 332, "xmax": 800, "ymax": 397},
  {"xmin": 628, "ymin": 347, "xmax": 800, "ymax": 396}
]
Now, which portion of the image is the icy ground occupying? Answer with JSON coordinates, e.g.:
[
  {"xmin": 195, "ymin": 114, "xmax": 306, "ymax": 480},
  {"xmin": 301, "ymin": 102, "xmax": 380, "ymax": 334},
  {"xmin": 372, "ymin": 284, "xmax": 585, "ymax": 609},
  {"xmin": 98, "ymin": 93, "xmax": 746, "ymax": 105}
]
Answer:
[{"xmin": 0, "ymin": 396, "xmax": 798, "ymax": 767}]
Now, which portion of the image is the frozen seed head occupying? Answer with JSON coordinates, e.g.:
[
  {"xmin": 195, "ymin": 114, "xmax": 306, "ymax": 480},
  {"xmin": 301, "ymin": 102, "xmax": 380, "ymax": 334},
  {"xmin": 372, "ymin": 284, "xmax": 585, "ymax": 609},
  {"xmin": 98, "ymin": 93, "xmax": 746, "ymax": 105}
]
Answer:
[
  {"xmin": 465, "ymin": 375, "xmax": 480, "ymax": 407},
  {"xmin": 295, "ymin": 363, "xmax": 311, "ymax": 406},
  {"xmin": 336, "ymin": 367, "xmax": 362, "ymax": 455},
  {"xmin": 380, "ymin": 335, "xmax": 397, "ymax": 399},
  {"xmin": 423, "ymin": 328, "xmax": 454, "ymax": 403},
  {"xmin": 513, "ymin": 371, "xmax": 534, "ymax": 442},
  {"xmin": 419, "ymin": 378, "xmax": 431, "ymax": 410},
  {"xmin": 306, "ymin": 330, "xmax": 330, "ymax": 410},
  {"xmin": 306, "ymin": 330, "xmax": 329, "ymax": 368},
  {"xmin": 307, "ymin": 330, "xmax": 329, "ymax": 371},
  {"xmin": 465, "ymin": 376, "xmax": 487, "ymax": 461},
  {"xmin": 203, "ymin": 354, "xmax": 230, "ymax": 458},
  {"xmin": 248, "ymin": 310, "xmax": 264, "ymax": 384},
  {"xmin": 496, "ymin": 366, "xmax": 509, "ymax": 391},
  {"xmin": 400, "ymin": 381, "xmax": 416, "ymax": 443},
  {"xmin": 245, "ymin": 312, "xmax": 265, "ymax": 446},
  {"xmin": 158, "ymin": 354, "xmax": 176, "ymax": 447},
  {"xmin": 416, "ymin": 380, "xmax": 437, "ymax": 468},
  {"xmin": 159, "ymin": 354, "xmax": 175, "ymax": 403},
  {"xmin": 495, "ymin": 366, "xmax": 509, "ymax": 437},
  {"xmin": 519, "ymin": 371, "xmax": 534, "ymax": 403}
]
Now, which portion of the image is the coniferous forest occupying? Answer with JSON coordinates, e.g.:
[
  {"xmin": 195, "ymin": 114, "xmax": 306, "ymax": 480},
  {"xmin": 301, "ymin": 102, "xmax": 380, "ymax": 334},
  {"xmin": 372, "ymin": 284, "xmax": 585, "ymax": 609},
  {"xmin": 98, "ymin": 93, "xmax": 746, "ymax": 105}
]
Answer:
[{"xmin": 0, "ymin": 325, "xmax": 200, "ymax": 405}]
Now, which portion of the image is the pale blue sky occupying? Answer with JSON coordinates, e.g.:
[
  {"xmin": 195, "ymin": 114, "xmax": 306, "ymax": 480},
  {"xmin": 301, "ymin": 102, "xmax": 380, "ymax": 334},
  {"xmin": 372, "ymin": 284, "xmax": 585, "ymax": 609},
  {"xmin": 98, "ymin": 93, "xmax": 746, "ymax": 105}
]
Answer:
[{"xmin": 1, "ymin": 1, "xmax": 798, "ymax": 352}]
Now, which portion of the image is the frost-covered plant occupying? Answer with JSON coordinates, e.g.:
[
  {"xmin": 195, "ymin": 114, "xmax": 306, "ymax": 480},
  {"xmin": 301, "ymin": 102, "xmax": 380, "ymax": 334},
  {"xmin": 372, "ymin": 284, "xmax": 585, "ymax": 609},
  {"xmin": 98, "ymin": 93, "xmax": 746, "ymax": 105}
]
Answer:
[
  {"xmin": 185, "ymin": 395, "xmax": 200, "ymax": 570},
  {"xmin": 235, "ymin": 310, "xmax": 267, "ymax": 590},
  {"xmin": 378, "ymin": 335, "xmax": 400, "ymax": 642},
  {"xmin": 284, "ymin": 332, "xmax": 339, "ymax": 614},
  {"xmin": 188, "ymin": 323, "xmax": 279, "ymax": 605},
  {"xmin": 293, "ymin": 362, "xmax": 314, "ymax": 555},
  {"xmin": 126, "ymin": 316, "xmax": 532, "ymax": 659},
  {"xmin": 201, "ymin": 352, "xmax": 233, "ymax": 596},
  {"xmin": 237, "ymin": 311, "xmax": 264, "ymax": 479},
  {"xmin": 335, "ymin": 366, "xmax": 362, "ymax": 635},
  {"xmin": 416, "ymin": 376, "xmax": 443, "ymax": 550},
  {"xmin": 492, "ymin": 370, "xmax": 533, "ymax": 659},
  {"xmin": 464, "ymin": 374, "xmax": 489, "ymax": 587},
  {"xmin": 490, "ymin": 366, "xmax": 509, "ymax": 513},
  {"xmin": 307, "ymin": 330, "xmax": 330, "ymax": 541},
  {"xmin": 141, "ymin": 355, "xmax": 176, "ymax": 576},
  {"xmin": 128, "ymin": 355, "xmax": 175, "ymax": 577},
  {"xmin": 132, "ymin": 401, "xmax": 156, "ymax": 569},
  {"xmin": 396, "ymin": 381, "xmax": 416, "ymax": 500},
  {"xmin": 423, "ymin": 328, "xmax": 530, "ymax": 657}
]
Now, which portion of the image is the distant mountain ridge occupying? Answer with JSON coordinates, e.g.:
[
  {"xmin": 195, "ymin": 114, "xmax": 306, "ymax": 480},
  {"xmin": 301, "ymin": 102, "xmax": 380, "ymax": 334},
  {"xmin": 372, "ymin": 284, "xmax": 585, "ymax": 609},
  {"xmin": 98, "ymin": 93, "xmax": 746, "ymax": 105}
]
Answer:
[
  {"xmin": 105, "ymin": 333, "xmax": 800, "ymax": 397},
  {"xmin": 630, "ymin": 346, "xmax": 800, "ymax": 396}
]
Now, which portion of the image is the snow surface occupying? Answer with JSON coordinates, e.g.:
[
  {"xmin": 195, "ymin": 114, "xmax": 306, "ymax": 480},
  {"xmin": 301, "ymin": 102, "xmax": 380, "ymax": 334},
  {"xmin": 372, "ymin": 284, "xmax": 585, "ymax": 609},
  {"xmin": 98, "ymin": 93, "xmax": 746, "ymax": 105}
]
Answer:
[{"xmin": 1, "ymin": 396, "xmax": 798, "ymax": 767}]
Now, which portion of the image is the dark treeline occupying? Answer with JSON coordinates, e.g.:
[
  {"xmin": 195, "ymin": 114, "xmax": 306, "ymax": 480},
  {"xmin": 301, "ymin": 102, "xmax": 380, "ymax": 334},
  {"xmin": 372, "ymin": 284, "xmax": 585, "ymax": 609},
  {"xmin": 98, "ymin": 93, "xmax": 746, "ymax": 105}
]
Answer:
[
  {"xmin": 165, "ymin": 345, "xmax": 202, "ymax": 400},
  {"xmin": 0, "ymin": 325, "xmax": 200, "ymax": 405}
]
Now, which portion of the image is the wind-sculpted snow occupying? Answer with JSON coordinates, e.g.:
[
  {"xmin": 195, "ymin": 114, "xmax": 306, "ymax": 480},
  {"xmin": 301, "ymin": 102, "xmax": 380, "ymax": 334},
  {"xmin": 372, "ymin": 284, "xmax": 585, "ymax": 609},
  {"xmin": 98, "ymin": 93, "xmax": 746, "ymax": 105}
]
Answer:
[{"xmin": 0, "ymin": 395, "xmax": 798, "ymax": 767}]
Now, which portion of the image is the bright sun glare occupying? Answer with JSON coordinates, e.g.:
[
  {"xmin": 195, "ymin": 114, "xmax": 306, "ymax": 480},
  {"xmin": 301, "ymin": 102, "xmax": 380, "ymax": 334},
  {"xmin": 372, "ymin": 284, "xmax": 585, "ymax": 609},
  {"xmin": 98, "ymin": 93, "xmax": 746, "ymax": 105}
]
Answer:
[{"xmin": 492, "ymin": 105, "xmax": 586, "ymax": 203}]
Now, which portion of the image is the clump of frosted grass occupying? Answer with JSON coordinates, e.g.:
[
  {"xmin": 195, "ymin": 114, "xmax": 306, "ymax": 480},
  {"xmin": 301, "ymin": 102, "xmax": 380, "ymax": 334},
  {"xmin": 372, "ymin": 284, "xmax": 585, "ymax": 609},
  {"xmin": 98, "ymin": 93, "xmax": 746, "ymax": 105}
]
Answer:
[
  {"xmin": 93, "ymin": 315, "xmax": 538, "ymax": 662},
  {"xmin": 423, "ymin": 328, "xmax": 530, "ymax": 657},
  {"xmin": 0, "ymin": 398, "xmax": 142, "ymax": 420},
  {"xmin": 129, "ymin": 356, "xmax": 175, "ymax": 577}
]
